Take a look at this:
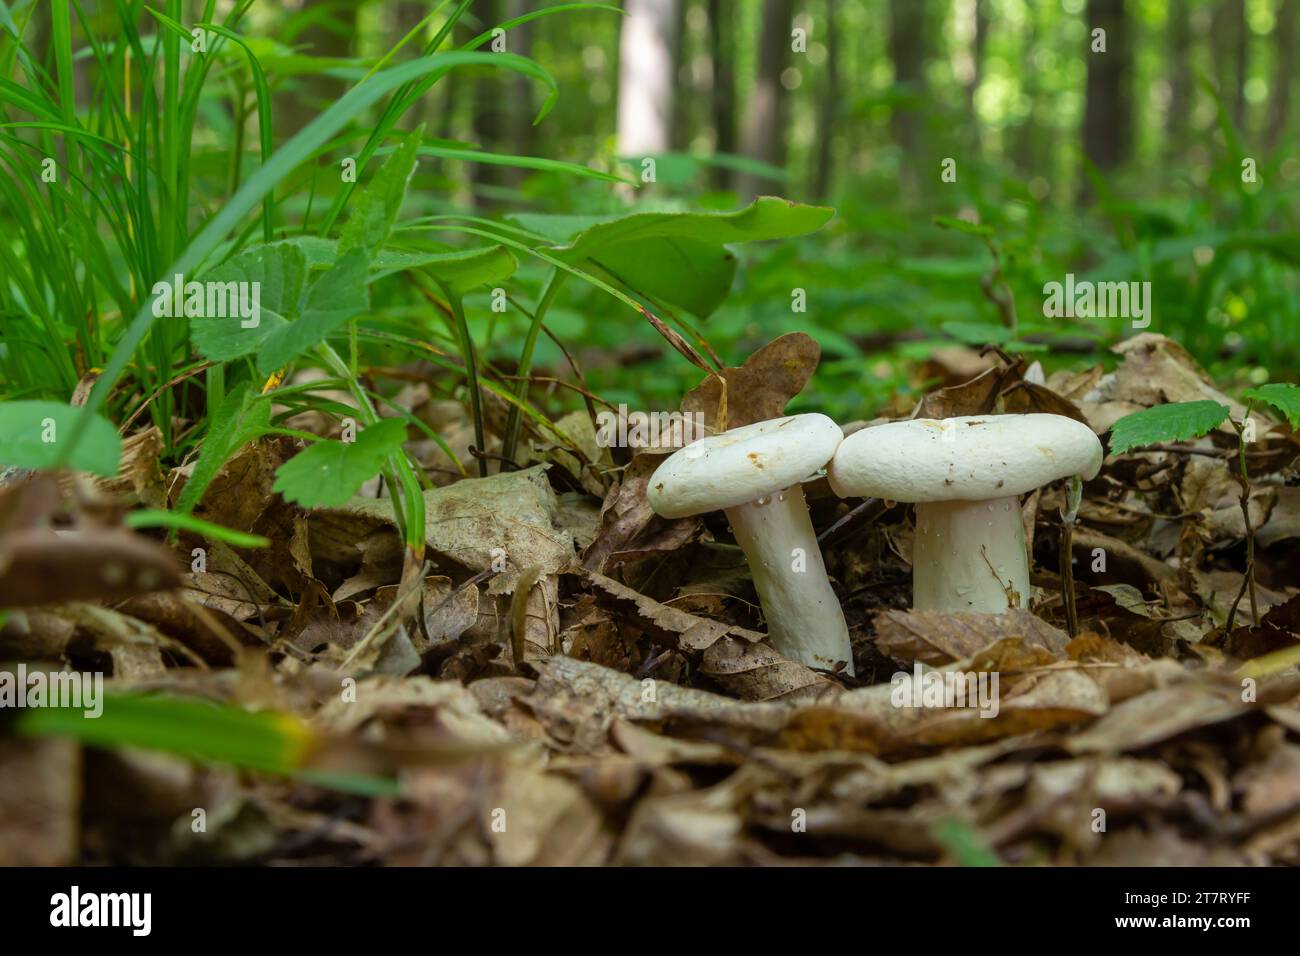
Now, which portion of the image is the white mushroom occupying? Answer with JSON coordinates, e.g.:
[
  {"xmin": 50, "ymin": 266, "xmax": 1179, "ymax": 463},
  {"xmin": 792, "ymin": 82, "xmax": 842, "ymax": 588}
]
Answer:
[
  {"xmin": 827, "ymin": 414, "xmax": 1103, "ymax": 613},
  {"xmin": 648, "ymin": 413, "xmax": 854, "ymax": 674}
]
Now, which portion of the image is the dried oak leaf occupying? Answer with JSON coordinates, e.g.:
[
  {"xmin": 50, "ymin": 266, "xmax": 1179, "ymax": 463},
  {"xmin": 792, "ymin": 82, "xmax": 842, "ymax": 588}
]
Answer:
[{"xmin": 680, "ymin": 331, "xmax": 821, "ymax": 431}]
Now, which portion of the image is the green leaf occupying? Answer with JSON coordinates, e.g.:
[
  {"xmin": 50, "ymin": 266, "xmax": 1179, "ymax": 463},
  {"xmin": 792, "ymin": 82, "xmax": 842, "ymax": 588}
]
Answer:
[
  {"xmin": 14, "ymin": 693, "xmax": 312, "ymax": 774},
  {"xmin": 1109, "ymin": 401, "xmax": 1231, "ymax": 455},
  {"xmin": 339, "ymin": 125, "xmax": 424, "ymax": 258},
  {"xmin": 930, "ymin": 818, "xmax": 1002, "ymax": 867},
  {"xmin": 70, "ymin": 52, "xmax": 557, "ymax": 464},
  {"xmin": 1242, "ymin": 383, "xmax": 1300, "ymax": 428},
  {"xmin": 509, "ymin": 196, "xmax": 835, "ymax": 318},
  {"xmin": 255, "ymin": 249, "xmax": 371, "ymax": 375},
  {"xmin": 281, "ymin": 236, "xmax": 516, "ymax": 287},
  {"xmin": 0, "ymin": 401, "xmax": 120, "ymax": 476},
  {"xmin": 176, "ymin": 385, "xmax": 271, "ymax": 515},
  {"xmin": 273, "ymin": 417, "xmax": 409, "ymax": 508},
  {"xmin": 191, "ymin": 243, "xmax": 304, "ymax": 361}
]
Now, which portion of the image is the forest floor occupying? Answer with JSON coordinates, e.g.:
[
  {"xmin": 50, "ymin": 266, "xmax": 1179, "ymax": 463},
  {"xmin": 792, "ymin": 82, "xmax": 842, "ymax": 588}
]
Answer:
[{"xmin": 3, "ymin": 330, "xmax": 1300, "ymax": 866}]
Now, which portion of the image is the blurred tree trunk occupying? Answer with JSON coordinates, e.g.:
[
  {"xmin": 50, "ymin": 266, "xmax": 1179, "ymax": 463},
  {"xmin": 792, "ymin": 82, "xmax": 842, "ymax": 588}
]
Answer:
[
  {"xmin": 810, "ymin": 0, "xmax": 840, "ymax": 199},
  {"xmin": 276, "ymin": 0, "xmax": 358, "ymax": 140},
  {"xmin": 965, "ymin": 0, "xmax": 988, "ymax": 152},
  {"xmin": 1212, "ymin": 0, "xmax": 1248, "ymax": 132},
  {"xmin": 1268, "ymin": 0, "xmax": 1296, "ymax": 148},
  {"xmin": 1081, "ymin": 0, "xmax": 1132, "ymax": 199},
  {"xmin": 505, "ymin": 0, "xmax": 537, "ymax": 181},
  {"xmin": 1164, "ymin": 0, "xmax": 1192, "ymax": 153},
  {"xmin": 470, "ymin": 0, "xmax": 509, "ymax": 202},
  {"xmin": 707, "ymin": 0, "xmax": 736, "ymax": 188},
  {"xmin": 1013, "ymin": 1, "xmax": 1040, "ymax": 171},
  {"xmin": 737, "ymin": 0, "xmax": 795, "ymax": 198},
  {"xmin": 616, "ymin": 0, "xmax": 679, "ymax": 157},
  {"xmin": 391, "ymin": 2, "xmax": 429, "ymax": 128},
  {"xmin": 888, "ymin": 0, "xmax": 926, "ymax": 157}
]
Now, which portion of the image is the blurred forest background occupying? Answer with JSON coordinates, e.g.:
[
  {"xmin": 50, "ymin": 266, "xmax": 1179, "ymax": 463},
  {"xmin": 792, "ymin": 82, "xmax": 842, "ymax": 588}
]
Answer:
[{"xmin": 9, "ymin": 0, "xmax": 1300, "ymax": 422}]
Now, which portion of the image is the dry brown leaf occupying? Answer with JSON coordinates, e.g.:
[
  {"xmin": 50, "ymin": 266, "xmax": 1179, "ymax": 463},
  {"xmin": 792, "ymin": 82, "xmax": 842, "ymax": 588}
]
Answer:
[
  {"xmin": 872, "ymin": 608, "xmax": 1069, "ymax": 665},
  {"xmin": 680, "ymin": 331, "xmax": 821, "ymax": 430}
]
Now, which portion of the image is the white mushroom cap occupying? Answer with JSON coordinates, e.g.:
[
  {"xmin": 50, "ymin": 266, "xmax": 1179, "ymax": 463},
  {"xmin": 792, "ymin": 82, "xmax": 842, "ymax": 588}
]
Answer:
[
  {"xmin": 827, "ymin": 413, "xmax": 1103, "ymax": 503},
  {"xmin": 647, "ymin": 413, "xmax": 843, "ymax": 518}
]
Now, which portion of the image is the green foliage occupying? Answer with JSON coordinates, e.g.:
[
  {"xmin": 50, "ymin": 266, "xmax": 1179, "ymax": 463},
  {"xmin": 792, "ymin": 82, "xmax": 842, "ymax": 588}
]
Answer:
[
  {"xmin": 12, "ymin": 692, "xmax": 398, "ymax": 795},
  {"xmin": 0, "ymin": 401, "xmax": 120, "ymax": 476},
  {"xmin": 191, "ymin": 243, "xmax": 304, "ymax": 361},
  {"xmin": 339, "ymin": 127, "xmax": 425, "ymax": 258},
  {"xmin": 272, "ymin": 417, "xmax": 409, "ymax": 508},
  {"xmin": 1108, "ymin": 400, "xmax": 1231, "ymax": 455},
  {"xmin": 1242, "ymin": 383, "xmax": 1300, "ymax": 428},
  {"xmin": 123, "ymin": 510, "xmax": 271, "ymax": 549},
  {"xmin": 254, "ymin": 249, "xmax": 371, "ymax": 375},
  {"xmin": 175, "ymin": 386, "xmax": 271, "ymax": 516},
  {"xmin": 511, "ymin": 197, "xmax": 835, "ymax": 318}
]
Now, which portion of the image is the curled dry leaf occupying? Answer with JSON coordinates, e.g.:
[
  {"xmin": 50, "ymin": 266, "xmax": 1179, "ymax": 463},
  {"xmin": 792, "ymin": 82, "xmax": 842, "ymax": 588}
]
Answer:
[{"xmin": 680, "ymin": 331, "xmax": 821, "ymax": 431}]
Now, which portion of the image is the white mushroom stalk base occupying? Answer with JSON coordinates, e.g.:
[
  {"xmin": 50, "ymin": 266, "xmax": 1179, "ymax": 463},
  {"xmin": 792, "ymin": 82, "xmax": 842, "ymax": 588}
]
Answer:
[
  {"xmin": 912, "ymin": 496, "xmax": 1030, "ymax": 613},
  {"xmin": 725, "ymin": 485, "xmax": 854, "ymax": 675}
]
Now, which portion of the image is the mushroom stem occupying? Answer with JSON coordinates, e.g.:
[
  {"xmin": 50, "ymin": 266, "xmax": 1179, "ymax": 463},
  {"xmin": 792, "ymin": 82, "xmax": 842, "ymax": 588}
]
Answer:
[
  {"xmin": 725, "ymin": 484, "xmax": 854, "ymax": 675},
  {"xmin": 913, "ymin": 496, "xmax": 1030, "ymax": 613}
]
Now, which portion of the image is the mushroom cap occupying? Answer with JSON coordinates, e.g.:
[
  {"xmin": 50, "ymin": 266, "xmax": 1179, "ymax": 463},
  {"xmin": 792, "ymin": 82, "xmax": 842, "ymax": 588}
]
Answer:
[
  {"xmin": 647, "ymin": 413, "xmax": 843, "ymax": 518},
  {"xmin": 827, "ymin": 413, "xmax": 1103, "ymax": 502}
]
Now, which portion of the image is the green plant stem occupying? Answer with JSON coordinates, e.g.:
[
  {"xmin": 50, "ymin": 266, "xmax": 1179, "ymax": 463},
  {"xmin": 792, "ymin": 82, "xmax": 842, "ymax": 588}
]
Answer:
[
  {"xmin": 440, "ymin": 286, "xmax": 488, "ymax": 477},
  {"xmin": 316, "ymin": 343, "xmax": 425, "ymax": 555},
  {"xmin": 501, "ymin": 268, "xmax": 565, "ymax": 467}
]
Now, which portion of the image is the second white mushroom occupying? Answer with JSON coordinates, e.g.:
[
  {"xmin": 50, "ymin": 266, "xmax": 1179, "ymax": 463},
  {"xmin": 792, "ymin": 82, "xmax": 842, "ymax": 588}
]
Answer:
[{"xmin": 828, "ymin": 413, "xmax": 1103, "ymax": 613}]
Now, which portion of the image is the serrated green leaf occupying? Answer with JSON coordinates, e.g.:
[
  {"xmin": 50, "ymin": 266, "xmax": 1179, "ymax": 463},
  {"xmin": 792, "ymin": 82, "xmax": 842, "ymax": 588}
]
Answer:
[
  {"xmin": 273, "ymin": 417, "xmax": 408, "ymax": 508},
  {"xmin": 339, "ymin": 125, "xmax": 423, "ymax": 258},
  {"xmin": 255, "ymin": 249, "xmax": 371, "ymax": 375},
  {"xmin": 279, "ymin": 236, "xmax": 516, "ymax": 288},
  {"xmin": 176, "ymin": 385, "xmax": 271, "ymax": 515},
  {"xmin": 191, "ymin": 243, "xmax": 304, "ymax": 361},
  {"xmin": 1242, "ymin": 383, "xmax": 1300, "ymax": 428},
  {"xmin": 1109, "ymin": 400, "xmax": 1231, "ymax": 455},
  {"xmin": 0, "ymin": 401, "xmax": 121, "ymax": 476}
]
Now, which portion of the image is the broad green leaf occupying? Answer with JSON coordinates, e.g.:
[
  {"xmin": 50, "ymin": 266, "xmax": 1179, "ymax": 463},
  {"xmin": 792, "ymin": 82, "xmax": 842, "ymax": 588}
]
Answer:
[
  {"xmin": 509, "ymin": 196, "xmax": 835, "ymax": 318},
  {"xmin": 0, "ymin": 401, "xmax": 120, "ymax": 476},
  {"xmin": 273, "ymin": 417, "xmax": 408, "ymax": 508},
  {"xmin": 176, "ymin": 385, "xmax": 271, "ymax": 515},
  {"xmin": 1242, "ymin": 383, "xmax": 1300, "ymax": 428},
  {"xmin": 412, "ymin": 246, "xmax": 518, "ymax": 295},
  {"xmin": 1109, "ymin": 400, "xmax": 1230, "ymax": 455},
  {"xmin": 255, "ymin": 249, "xmax": 371, "ymax": 375},
  {"xmin": 191, "ymin": 243, "xmax": 304, "ymax": 361},
  {"xmin": 339, "ymin": 125, "xmax": 424, "ymax": 258}
]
